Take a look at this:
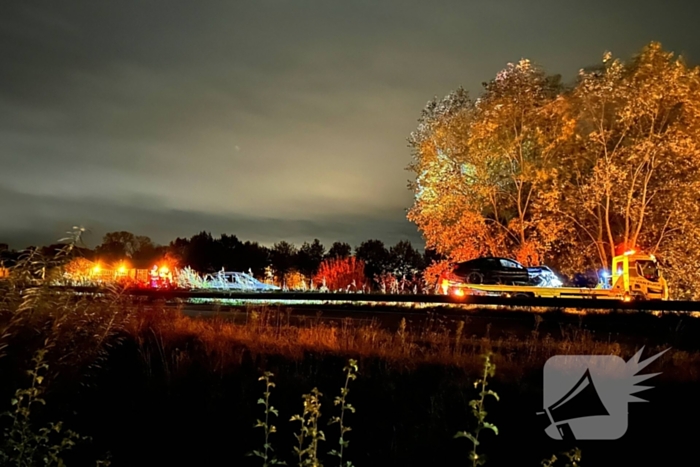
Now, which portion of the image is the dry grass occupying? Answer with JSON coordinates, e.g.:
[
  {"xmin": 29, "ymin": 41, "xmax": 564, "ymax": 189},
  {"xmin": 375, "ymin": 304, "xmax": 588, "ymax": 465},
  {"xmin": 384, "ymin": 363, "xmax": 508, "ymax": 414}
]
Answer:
[
  {"xmin": 3, "ymin": 234, "xmax": 698, "ymax": 467},
  {"xmin": 1, "ymin": 288, "xmax": 697, "ymax": 467},
  {"xmin": 124, "ymin": 303, "xmax": 699, "ymax": 383},
  {"xmin": 1, "ymin": 276, "xmax": 697, "ymax": 387}
]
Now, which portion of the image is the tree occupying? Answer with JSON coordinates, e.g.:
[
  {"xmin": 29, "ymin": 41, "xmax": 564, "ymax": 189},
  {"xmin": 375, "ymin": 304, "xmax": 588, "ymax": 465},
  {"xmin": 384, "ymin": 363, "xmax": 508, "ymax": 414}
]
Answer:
[
  {"xmin": 388, "ymin": 240, "xmax": 424, "ymax": 279},
  {"xmin": 466, "ymin": 61, "xmax": 570, "ymax": 265},
  {"xmin": 314, "ymin": 256, "xmax": 366, "ymax": 291},
  {"xmin": 95, "ymin": 231, "xmax": 161, "ymax": 267},
  {"xmin": 407, "ymin": 41, "xmax": 700, "ymax": 298},
  {"xmin": 238, "ymin": 241, "xmax": 271, "ymax": 278},
  {"xmin": 218, "ymin": 233, "xmax": 243, "ymax": 270},
  {"xmin": 157, "ymin": 249, "xmax": 182, "ymax": 270},
  {"xmin": 355, "ymin": 240, "xmax": 390, "ymax": 284},
  {"xmin": 558, "ymin": 43, "xmax": 700, "ymax": 286},
  {"xmin": 95, "ymin": 231, "xmax": 139, "ymax": 261},
  {"xmin": 131, "ymin": 237, "xmax": 165, "ymax": 268},
  {"xmin": 62, "ymin": 257, "xmax": 97, "ymax": 282},
  {"xmin": 185, "ymin": 231, "xmax": 220, "ymax": 273},
  {"xmin": 296, "ymin": 239, "xmax": 325, "ymax": 278},
  {"xmin": 326, "ymin": 242, "xmax": 352, "ymax": 260},
  {"xmin": 422, "ymin": 247, "xmax": 443, "ymax": 267},
  {"xmin": 407, "ymin": 87, "xmax": 490, "ymax": 262},
  {"xmin": 407, "ymin": 61, "xmax": 570, "ymax": 267},
  {"xmin": 270, "ymin": 241, "xmax": 298, "ymax": 284},
  {"xmin": 168, "ymin": 237, "xmax": 190, "ymax": 265}
]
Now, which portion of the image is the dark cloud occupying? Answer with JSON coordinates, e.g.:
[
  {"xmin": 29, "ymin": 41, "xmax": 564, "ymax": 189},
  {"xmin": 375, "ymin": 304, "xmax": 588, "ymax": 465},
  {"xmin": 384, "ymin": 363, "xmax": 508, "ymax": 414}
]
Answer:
[
  {"xmin": 0, "ymin": 184, "xmax": 421, "ymax": 250},
  {"xmin": 1, "ymin": 0, "xmax": 699, "ymax": 250}
]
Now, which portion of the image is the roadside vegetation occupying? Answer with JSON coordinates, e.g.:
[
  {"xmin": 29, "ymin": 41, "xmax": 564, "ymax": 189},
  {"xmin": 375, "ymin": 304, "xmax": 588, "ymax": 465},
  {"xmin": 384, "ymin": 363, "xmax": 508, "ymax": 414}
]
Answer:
[
  {"xmin": 122, "ymin": 304, "xmax": 698, "ymax": 380},
  {"xmin": 1, "ymin": 232, "xmax": 698, "ymax": 466}
]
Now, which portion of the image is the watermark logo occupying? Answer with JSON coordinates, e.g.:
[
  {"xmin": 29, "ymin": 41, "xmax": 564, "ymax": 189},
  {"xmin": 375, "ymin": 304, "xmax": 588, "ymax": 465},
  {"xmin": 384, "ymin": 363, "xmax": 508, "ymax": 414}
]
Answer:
[{"xmin": 538, "ymin": 346, "xmax": 669, "ymax": 440}]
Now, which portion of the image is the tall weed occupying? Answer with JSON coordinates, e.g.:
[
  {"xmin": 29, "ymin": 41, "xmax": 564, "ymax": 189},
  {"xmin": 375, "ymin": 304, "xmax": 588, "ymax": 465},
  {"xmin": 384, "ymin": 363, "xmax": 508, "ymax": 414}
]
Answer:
[
  {"xmin": 0, "ymin": 347, "xmax": 110, "ymax": 466},
  {"xmin": 455, "ymin": 352, "xmax": 499, "ymax": 466},
  {"xmin": 291, "ymin": 388, "xmax": 325, "ymax": 467},
  {"xmin": 327, "ymin": 359, "xmax": 358, "ymax": 467},
  {"xmin": 249, "ymin": 372, "xmax": 286, "ymax": 466}
]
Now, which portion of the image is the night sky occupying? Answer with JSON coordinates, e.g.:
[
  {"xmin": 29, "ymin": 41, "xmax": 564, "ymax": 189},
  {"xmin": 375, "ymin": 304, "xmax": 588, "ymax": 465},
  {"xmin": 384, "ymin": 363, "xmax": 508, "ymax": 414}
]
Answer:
[{"xmin": 2, "ymin": 0, "xmax": 699, "ymax": 250}]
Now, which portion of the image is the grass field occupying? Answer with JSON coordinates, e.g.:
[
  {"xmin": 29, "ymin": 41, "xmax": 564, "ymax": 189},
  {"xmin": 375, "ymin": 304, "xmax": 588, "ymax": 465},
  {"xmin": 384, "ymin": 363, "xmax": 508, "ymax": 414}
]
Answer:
[{"xmin": 1, "ymin": 284, "xmax": 699, "ymax": 466}]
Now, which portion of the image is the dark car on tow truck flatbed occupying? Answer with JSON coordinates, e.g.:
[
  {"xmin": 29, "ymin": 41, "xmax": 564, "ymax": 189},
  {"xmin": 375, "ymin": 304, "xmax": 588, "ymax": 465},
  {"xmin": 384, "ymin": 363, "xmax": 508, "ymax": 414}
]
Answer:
[{"xmin": 443, "ymin": 257, "xmax": 531, "ymax": 286}]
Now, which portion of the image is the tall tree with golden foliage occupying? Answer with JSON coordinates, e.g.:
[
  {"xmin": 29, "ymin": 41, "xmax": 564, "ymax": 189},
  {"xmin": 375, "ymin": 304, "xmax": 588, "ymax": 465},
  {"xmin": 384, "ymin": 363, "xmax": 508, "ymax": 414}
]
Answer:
[
  {"xmin": 556, "ymin": 43, "xmax": 700, "ymax": 296},
  {"xmin": 408, "ymin": 42, "xmax": 700, "ymax": 298}
]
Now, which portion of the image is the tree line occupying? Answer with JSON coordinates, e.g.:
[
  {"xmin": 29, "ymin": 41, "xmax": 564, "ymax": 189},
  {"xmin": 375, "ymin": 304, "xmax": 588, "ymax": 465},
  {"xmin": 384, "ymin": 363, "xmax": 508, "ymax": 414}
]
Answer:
[
  {"xmin": 407, "ymin": 42, "xmax": 700, "ymax": 299},
  {"xmin": 0, "ymin": 232, "xmax": 440, "ymax": 291}
]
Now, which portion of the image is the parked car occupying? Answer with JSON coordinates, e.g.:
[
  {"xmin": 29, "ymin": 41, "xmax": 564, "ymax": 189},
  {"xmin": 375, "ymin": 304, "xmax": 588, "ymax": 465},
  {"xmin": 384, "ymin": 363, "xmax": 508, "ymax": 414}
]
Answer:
[{"xmin": 442, "ymin": 257, "xmax": 531, "ymax": 286}]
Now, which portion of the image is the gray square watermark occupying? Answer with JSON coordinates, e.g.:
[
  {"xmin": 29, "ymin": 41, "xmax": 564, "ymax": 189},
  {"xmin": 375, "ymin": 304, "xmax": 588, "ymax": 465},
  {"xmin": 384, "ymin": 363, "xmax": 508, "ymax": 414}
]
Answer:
[{"xmin": 538, "ymin": 347, "xmax": 669, "ymax": 440}]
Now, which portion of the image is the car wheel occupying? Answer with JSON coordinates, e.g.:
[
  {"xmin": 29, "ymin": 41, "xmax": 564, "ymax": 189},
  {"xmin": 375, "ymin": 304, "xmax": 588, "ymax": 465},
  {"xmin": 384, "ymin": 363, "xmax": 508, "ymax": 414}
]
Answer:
[{"xmin": 466, "ymin": 272, "xmax": 484, "ymax": 284}]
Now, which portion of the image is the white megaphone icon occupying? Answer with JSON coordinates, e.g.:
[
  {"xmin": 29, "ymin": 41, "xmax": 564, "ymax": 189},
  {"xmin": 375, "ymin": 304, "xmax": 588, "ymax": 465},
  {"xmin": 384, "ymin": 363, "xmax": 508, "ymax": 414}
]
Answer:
[{"xmin": 537, "ymin": 368, "xmax": 610, "ymax": 440}]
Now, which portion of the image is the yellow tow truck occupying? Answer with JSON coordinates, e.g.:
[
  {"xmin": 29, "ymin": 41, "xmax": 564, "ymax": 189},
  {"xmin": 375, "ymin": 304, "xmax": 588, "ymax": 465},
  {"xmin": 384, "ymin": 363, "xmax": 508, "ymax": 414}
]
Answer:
[{"xmin": 440, "ymin": 250, "xmax": 668, "ymax": 301}]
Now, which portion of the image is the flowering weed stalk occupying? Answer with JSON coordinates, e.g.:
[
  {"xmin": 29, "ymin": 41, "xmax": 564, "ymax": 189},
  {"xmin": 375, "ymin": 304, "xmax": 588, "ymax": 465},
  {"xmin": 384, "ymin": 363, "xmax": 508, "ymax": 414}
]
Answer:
[
  {"xmin": 455, "ymin": 352, "xmax": 499, "ymax": 467},
  {"xmin": 249, "ymin": 371, "xmax": 286, "ymax": 466},
  {"xmin": 328, "ymin": 359, "xmax": 358, "ymax": 467},
  {"xmin": 291, "ymin": 388, "xmax": 324, "ymax": 467}
]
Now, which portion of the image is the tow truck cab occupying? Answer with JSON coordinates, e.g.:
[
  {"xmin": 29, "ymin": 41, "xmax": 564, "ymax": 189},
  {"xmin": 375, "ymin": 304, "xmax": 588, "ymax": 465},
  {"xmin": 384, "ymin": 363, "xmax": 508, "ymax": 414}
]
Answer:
[{"xmin": 609, "ymin": 250, "xmax": 668, "ymax": 300}]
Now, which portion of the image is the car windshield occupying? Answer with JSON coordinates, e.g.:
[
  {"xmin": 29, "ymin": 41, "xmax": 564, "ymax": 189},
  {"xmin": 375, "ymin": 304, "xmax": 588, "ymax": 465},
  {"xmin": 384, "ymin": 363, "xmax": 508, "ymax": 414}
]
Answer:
[
  {"xmin": 636, "ymin": 260, "xmax": 659, "ymax": 280},
  {"xmin": 500, "ymin": 259, "xmax": 521, "ymax": 268}
]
